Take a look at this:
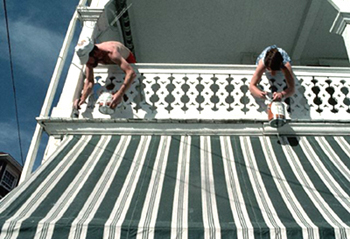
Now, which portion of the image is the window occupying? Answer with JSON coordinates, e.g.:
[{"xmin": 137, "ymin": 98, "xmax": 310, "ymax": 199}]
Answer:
[{"xmin": 2, "ymin": 170, "xmax": 16, "ymax": 190}]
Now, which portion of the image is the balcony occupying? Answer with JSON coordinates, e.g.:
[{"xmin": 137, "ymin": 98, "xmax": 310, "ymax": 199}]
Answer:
[
  {"xmin": 73, "ymin": 64, "xmax": 350, "ymax": 120},
  {"xmin": 38, "ymin": 63, "xmax": 350, "ymax": 137},
  {"xmin": 14, "ymin": 63, "xmax": 350, "ymax": 239}
]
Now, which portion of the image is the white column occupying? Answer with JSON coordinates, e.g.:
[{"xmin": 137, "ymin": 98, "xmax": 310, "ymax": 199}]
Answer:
[
  {"xmin": 20, "ymin": 4, "xmax": 104, "ymax": 183},
  {"xmin": 329, "ymin": 0, "xmax": 350, "ymax": 62},
  {"xmin": 51, "ymin": 8, "xmax": 104, "ymax": 118},
  {"xmin": 19, "ymin": 2, "xmax": 85, "ymax": 184}
]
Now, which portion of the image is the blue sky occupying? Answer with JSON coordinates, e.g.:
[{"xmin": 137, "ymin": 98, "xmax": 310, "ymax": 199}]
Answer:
[{"xmin": 1, "ymin": 1, "xmax": 81, "ymax": 167}]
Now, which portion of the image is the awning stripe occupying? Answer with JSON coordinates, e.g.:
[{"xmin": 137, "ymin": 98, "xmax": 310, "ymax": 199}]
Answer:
[
  {"xmin": 252, "ymin": 137, "xmax": 303, "ymax": 238},
  {"xmin": 47, "ymin": 135, "xmax": 113, "ymax": 239},
  {"xmin": 306, "ymin": 137, "xmax": 350, "ymax": 212},
  {"xmin": 171, "ymin": 136, "xmax": 190, "ymax": 239},
  {"xmin": 0, "ymin": 135, "xmax": 77, "ymax": 214},
  {"xmin": 1, "ymin": 135, "xmax": 350, "ymax": 239},
  {"xmin": 201, "ymin": 136, "xmax": 221, "ymax": 239},
  {"xmin": 220, "ymin": 136, "xmax": 253, "ymax": 239},
  {"xmin": 334, "ymin": 137, "xmax": 350, "ymax": 161},
  {"xmin": 119, "ymin": 135, "xmax": 160, "ymax": 239},
  {"xmin": 105, "ymin": 136, "xmax": 152, "ymax": 238},
  {"xmin": 188, "ymin": 136, "xmax": 204, "ymax": 239},
  {"xmin": 118, "ymin": 136, "xmax": 160, "ymax": 239},
  {"xmin": 152, "ymin": 135, "xmax": 179, "ymax": 239},
  {"xmin": 230, "ymin": 136, "xmax": 270, "ymax": 239},
  {"xmin": 210, "ymin": 136, "xmax": 235, "ymax": 237},
  {"xmin": 329, "ymin": 137, "xmax": 350, "ymax": 169},
  {"xmin": 83, "ymin": 135, "xmax": 141, "ymax": 239},
  {"xmin": 0, "ymin": 135, "xmax": 93, "ymax": 239},
  {"xmin": 271, "ymin": 136, "xmax": 330, "ymax": 238},
  {"xmin": 136, "ymin": 136, "xmax": 171, "ymax": 239},
  {"xmin": 68, "ymin": 135, "xmax": 129, "ymax": 239},
  {"xmin": 298, "ymin": 137, "xmax": 350, "ymax": 219},
  {"xmin": 252, "ymin": 136, "xmax": 296, "ymax": 236},
  {"xmin": 241, "ymin": 136, "xmax": 287, "ymax": 239},
  {"xmin": 318, "ymin": 137, "xmax": 350, "ymax": 184},
  {"xmin": 35, "ymin": 135, "xmax": 112, "ymax": 239},
  {"xmin": 260, "ymin": 136, "xmax": 317, "ymax": 239},
  {"xmin": 280, "ymin": 137, "xmax": 350, "ymax": 239}
]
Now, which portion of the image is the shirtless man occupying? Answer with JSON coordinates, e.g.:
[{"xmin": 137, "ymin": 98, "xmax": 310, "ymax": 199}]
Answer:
[{"xmin": 75, "ymin": 37, "xmax": 137, "ymax": 109}]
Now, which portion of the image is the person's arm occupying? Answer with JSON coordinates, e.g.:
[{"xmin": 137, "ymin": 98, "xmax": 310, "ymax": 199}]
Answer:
[
  {"xmin": 249, "ymin": 59, "xmax": 267, "ymax": 99},
  {"xmin": 273, "ymin": 62, "xmax": 295, "ymax": 101},
  {"xmin": 109, "ymin": 52, "xmax": 136, "ymax": 109},
  {"xmin": 76, "ymin": 65, "xmax": 95, "ymax": 108}
]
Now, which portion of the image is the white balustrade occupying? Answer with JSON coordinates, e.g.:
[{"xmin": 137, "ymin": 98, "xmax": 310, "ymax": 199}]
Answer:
[{"xmin": 77, "ymin": 64, "xmax": 350, "ymax": 121}]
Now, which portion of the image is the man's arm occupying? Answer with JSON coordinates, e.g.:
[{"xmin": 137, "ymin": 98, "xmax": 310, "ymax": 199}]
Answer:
[
  {"xmin": 249, "ymin": 60, "xmax": 267, "ymax": 99},
  {"xmin": 109, "ymin": 52, "xmax": 136, "ymax": 109},
  {"xmin": 77, "ymin": 65, "xmax": 95, "ymax": 108}
]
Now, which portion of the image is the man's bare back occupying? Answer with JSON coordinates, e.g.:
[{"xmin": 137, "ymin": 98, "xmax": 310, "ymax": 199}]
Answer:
[{"xmin": 94, "ymin": 41, "xmax": 131, "ymax": 64}]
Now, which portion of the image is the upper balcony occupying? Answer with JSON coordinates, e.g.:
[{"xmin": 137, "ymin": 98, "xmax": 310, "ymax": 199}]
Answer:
[
  {"xmin": 73, "ymin": 64, "xmax": 350, "ymax": 120},
  {"xmin": 38, "ymin": 63, "xmax": 350, "ymax": 137}
]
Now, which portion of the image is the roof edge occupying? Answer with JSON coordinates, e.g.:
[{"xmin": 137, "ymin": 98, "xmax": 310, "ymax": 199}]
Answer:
[{"xmin": 0, "ymin": 153, "xmax": 23, "ymax": 171}]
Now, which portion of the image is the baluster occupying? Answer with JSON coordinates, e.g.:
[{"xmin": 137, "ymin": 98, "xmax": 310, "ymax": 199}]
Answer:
[
  {"xmin": 225, "ymin": 75, "xmax": 235, "ymax": 112},
  {"xmin": 210, "ymin": 74, "xmax": 220, "ymax": 111},
  {"xmin": 165, "ymin": 74, "xmax": 176, "ymax": 113},
  {"xmin": 181, "ymin": 75, "xmax": 190, "ymax": 112}
]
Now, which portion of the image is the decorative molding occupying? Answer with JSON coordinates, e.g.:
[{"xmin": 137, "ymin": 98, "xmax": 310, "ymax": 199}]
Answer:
[
  {"xmin": 330, "ymin": 12, "xmax": 350, "ymax": 35},
  {"xmin": 327, "ymin": 0, "xmax": 350, "ymax": 12},
  {"xmin": 77, "ymin": 7, "xmax": 104, "ymax": 22}
]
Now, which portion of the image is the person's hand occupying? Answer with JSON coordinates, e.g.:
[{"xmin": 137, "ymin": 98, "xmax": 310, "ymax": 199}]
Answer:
[
  {"xmin": 74, "ymin": 98, "xmax": 81, "ymax": 110},
  {"xmin": 109, "ymin": 92, "xmax": 123, "ymax": 109},
  {"xmin": 257, "ymin": 91, "xmax": 268, "ymax": 99},
  {"xmin": 273, "ymin": 92, "xmax": 284, "ymax": 101},
  {"xmin": 74, "ymin": 98, "xmax": 86, "ymax": 110}
]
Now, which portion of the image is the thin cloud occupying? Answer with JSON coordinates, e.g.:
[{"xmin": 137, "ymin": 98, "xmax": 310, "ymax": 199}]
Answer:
[{"xmin": 0, "ymin": 20, "xmax": 64, "ymax": 81}]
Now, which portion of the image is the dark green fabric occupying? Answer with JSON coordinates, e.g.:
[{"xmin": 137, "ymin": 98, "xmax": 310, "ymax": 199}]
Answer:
[{"xmin": 1, "ymin": 135, "xmax": 349, "ymax": 239}]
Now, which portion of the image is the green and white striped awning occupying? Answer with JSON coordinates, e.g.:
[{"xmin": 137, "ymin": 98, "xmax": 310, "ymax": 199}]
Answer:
[{"xmin": 0, "ymin": 134, "xmax": 350, "ymax": 239}]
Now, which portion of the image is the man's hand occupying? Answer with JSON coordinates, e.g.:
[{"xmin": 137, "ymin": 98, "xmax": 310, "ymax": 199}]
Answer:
[
  {"xmin": 257, "ymin": 91, "xmax": 268, "ymax": 99},
  {"xmin": 109, "ymin": 92, "xmax": 123, "ymax": 109},
  {"xmin": 74, "ymin": 98, "xmax": 86, "ymax": 110},
  {"xmin": 273, "ymin": 92, "xmax": 284, "ymax": 101}
]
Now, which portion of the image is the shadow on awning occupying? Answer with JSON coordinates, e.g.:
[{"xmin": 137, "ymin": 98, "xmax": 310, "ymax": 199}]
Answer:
[{"xmin": 0, "ymin": 134, "xmax": 349, "ymax": 239}]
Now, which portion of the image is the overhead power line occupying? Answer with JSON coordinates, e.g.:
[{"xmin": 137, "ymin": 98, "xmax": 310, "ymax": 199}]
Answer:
[{"xmin": 2, "ymin": 0, "xmax": 24, "ymax": 165}]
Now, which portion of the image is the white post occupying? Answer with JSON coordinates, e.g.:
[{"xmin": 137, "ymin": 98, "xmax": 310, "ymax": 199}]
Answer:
[
  {"xmin": 51, "ymin": 19, "xmax": 102, "ymax": 118},
  {"xmin": 19, "ymin": 0, "xmax": 88, "ymax": 184}
]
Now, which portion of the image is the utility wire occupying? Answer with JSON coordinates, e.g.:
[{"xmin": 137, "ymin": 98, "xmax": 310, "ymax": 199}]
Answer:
[{"xmin": 2, "ymin": 0, "xmax": 24, "ymax": 165}]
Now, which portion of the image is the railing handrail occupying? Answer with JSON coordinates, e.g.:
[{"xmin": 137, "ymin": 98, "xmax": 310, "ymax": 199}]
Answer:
[{"xmin": 93, "ymin": 63, "xmax": 350, "ymax": 77}]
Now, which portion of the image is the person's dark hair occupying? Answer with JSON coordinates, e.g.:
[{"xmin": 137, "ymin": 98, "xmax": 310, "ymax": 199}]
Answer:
[
  {"xmin": 264, "ymin": 48, "xmax": 284, "ymax": 71},
  {"xmin": 89, "ymin": 45, "xmax": 98, "ymax": 57}
]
